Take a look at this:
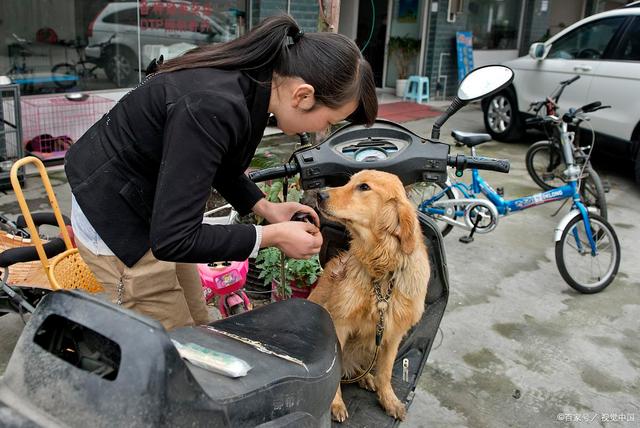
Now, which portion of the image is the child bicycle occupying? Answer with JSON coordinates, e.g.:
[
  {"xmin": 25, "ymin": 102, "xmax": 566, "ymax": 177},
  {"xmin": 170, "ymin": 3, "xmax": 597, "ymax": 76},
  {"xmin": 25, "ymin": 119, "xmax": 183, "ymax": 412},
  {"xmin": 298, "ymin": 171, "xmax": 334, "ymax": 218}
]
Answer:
[{"xmin": 417, "ymin": 103, "xmax": 621, "ymax": 294}]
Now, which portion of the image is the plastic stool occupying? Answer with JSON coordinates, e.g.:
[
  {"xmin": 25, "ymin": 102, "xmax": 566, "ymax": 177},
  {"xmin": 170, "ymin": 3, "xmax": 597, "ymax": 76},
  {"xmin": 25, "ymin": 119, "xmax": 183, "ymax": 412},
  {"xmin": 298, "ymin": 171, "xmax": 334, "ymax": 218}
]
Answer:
[{"xmin": 403, "ymin": 75, "xmax": 430, "ymax": 104}]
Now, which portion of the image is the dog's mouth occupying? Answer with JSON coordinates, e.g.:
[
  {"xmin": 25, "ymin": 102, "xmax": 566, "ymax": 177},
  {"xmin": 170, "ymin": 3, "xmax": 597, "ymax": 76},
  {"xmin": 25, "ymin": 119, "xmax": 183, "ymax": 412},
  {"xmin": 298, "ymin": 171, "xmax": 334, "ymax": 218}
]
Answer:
[{"xmin": 318, "ymin": 205, "xmax": 346, "ymax": 224}]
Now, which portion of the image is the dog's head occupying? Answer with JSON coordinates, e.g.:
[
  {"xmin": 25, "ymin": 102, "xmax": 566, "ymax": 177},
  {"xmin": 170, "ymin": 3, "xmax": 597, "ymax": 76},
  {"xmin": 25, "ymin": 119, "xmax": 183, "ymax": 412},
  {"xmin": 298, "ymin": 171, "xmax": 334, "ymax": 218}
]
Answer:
[{"xmin": 316, "ymin": 170, "xmax": 417, "ymax": 255}]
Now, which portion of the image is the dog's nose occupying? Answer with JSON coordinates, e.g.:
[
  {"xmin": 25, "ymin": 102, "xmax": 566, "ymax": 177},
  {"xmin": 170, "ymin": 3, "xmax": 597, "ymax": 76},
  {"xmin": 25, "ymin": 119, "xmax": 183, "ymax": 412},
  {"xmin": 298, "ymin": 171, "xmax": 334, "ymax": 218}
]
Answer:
[{"xmin": 317, "ymin": 191, "xmax": 329, "ymax": 204}]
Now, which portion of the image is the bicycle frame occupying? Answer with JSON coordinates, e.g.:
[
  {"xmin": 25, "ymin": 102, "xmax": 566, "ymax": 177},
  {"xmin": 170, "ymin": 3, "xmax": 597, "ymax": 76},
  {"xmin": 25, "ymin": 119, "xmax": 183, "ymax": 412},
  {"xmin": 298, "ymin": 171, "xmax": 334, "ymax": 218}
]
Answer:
[{"xmin": 420, "ymin": 173, "xmax": 597, "ymax": 255}]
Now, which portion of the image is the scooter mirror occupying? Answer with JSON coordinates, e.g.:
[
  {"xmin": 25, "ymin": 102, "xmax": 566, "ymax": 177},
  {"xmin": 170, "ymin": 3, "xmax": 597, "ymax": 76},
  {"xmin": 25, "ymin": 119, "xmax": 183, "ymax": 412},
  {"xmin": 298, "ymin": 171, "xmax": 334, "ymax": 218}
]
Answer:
[{"xmin": 457, "ymin": 65, "xmax": 514, "ymax": 102}]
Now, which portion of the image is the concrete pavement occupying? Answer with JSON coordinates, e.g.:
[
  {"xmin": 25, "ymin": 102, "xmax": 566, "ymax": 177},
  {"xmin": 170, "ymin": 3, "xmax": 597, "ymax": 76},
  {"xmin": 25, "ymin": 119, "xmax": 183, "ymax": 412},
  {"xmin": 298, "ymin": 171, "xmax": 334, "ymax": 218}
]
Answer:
[{"xmin": 0, "ymin": 103, "xmax": 638, "ymax": 427}]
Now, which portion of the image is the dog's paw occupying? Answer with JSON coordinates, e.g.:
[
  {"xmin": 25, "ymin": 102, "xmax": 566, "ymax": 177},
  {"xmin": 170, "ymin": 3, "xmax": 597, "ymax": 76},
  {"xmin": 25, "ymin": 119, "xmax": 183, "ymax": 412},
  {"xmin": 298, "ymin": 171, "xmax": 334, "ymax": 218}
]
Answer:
[
  {"xmin": 331, "ymin": 401, "xmax": 349, "ymax": 423},
  {"xmin": 381, "ymin": 397, "xmax": 406, "ymax": 420},
  {"xmin": 357, "ymin": 373, "xmax": 377, "ymax": 392}
]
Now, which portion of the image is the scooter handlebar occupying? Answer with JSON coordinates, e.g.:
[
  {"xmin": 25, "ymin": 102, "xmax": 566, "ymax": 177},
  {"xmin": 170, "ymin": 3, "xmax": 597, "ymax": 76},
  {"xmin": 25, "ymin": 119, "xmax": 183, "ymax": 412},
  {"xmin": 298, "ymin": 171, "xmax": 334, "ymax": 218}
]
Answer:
[
  {"xmin": 448, "ymin": 154, "xmax": 510, "ymax": 174},
  {"xmin": 248, "ymin": 162, "xmax": 300, "ymax": 183}
]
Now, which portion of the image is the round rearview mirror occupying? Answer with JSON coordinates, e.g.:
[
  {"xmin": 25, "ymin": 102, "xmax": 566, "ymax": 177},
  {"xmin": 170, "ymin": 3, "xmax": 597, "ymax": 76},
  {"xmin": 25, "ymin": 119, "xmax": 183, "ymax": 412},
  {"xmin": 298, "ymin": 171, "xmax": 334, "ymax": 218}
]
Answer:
[{"xmin": 457, "ymin": 65, "xmax": 514, "ymax": 102}]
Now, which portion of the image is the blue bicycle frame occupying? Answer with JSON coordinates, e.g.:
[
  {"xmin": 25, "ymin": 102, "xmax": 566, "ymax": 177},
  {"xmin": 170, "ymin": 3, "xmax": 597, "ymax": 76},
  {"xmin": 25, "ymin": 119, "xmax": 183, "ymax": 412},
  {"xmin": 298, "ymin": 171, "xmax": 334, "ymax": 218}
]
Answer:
[{"xmin": 419, "ymin": 167, "xmax": 598, "ymax": 255}]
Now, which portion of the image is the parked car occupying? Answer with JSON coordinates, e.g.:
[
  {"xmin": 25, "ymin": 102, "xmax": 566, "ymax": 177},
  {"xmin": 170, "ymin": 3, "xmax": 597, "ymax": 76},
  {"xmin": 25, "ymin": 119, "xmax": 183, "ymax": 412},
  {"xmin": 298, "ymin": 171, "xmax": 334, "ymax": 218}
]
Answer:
[
  {"xmin": 86, "ymin": 1, "xmax": 234, "ymax": 85},
  {"xmin": 481, "ymin": 4, "xmax": 640, "ymax": 182}
]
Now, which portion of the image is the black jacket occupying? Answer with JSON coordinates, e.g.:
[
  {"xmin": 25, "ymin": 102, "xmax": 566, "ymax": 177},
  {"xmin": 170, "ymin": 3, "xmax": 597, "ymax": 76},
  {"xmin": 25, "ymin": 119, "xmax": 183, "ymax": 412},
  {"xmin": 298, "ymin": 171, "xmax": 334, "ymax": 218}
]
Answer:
[{"xmin": 65, "ymin": 68, "xmax": 271, "ymax": 267}]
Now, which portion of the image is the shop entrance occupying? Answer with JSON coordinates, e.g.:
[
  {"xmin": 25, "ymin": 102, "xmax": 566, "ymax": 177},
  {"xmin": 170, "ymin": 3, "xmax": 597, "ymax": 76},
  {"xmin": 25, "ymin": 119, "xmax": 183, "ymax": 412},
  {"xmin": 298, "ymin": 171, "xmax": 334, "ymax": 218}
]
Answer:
[{"xmin": 356, "ymin": 0, "xmax": 389, "ymax": 87}]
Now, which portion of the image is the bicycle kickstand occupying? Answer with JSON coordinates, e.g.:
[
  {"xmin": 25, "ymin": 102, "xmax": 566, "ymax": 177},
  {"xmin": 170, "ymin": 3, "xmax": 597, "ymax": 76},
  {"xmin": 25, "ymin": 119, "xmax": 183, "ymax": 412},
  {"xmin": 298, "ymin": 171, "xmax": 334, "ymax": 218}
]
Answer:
[{"xmin": 459, "ymin": 215, "xmax": 482, "ymax": 244}]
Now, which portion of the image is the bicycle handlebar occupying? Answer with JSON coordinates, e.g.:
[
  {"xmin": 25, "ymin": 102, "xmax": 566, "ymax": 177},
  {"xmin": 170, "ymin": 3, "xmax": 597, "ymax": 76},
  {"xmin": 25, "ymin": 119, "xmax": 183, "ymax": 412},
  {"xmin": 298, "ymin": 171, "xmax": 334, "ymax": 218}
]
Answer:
[
  {"xmin": 448, "ymin": 154, "xmax": 510, "ymax": 174},
  {"xmin": 0, "ymin": 237, "xmax": 66, "ymax": 268},
  {"xmin": 560, "ymin": 75, "xmax": 580, "ymax": 86},
  {"xmin": 16, "ymin": 212, "xmax": 70, "ymax": 230}
]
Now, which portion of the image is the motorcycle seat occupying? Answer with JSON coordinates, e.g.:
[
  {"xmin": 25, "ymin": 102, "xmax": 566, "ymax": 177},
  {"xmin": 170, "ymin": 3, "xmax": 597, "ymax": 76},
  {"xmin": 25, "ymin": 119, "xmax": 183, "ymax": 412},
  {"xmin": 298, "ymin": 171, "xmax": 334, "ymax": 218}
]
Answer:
[{"xmin": 451, "ymin": 130, "xmax": 492, "ymax": 147}]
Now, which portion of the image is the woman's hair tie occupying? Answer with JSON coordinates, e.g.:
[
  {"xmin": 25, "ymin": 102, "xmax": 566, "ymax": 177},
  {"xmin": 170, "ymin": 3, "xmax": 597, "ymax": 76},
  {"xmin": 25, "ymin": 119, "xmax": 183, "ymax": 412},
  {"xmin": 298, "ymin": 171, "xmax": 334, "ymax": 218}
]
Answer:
[{"xmin": 286, "ymin": 28, "xmax": 304, "ymax": 46}]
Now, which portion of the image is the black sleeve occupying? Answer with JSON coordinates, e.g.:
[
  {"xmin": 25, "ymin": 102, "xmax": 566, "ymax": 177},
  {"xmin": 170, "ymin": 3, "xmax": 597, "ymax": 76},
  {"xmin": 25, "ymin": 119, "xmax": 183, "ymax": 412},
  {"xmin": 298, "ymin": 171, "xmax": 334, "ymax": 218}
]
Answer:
[
  {"xmin": 149, "ymin": 91, "xmax": 257, "ymax": 263},
  {"xmin": 215, "ymin": 173, "xmax": 264, "ymax": 216}
]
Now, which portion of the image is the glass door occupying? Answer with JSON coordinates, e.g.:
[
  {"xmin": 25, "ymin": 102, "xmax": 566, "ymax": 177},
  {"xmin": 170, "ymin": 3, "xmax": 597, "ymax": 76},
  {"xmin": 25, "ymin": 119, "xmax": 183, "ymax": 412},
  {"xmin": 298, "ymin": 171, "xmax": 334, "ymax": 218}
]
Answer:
[{"xmin": 384, "ymin": 0, "xmax": 426, "ymax": 88}]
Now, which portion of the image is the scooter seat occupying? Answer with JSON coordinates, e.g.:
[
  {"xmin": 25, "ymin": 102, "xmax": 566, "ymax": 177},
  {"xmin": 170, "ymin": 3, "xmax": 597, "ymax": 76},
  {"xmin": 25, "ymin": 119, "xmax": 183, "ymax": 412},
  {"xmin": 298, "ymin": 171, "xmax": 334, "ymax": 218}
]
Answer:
[
  {"xmin": 451, "ymin": 130, "xmax": 492, "ymax": 147},
  {"xmin": 0, "ymin": 291, "xmax": 339, "ymax": 427},
  {"xmin": 169, "ymin": 298, "xmax": 340, "ymax": 403}
]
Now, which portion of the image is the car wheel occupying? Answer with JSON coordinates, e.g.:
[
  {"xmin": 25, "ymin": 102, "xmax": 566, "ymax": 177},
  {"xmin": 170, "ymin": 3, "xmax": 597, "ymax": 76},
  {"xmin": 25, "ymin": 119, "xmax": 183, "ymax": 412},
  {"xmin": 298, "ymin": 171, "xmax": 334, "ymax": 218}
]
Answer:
[
  {"xmin": 105, "ymin": 47, "xmax": 137, "ymax": 87},
  {"xmin": 483, "ymin": 89, "xmax": 523, "ymax": 142}
]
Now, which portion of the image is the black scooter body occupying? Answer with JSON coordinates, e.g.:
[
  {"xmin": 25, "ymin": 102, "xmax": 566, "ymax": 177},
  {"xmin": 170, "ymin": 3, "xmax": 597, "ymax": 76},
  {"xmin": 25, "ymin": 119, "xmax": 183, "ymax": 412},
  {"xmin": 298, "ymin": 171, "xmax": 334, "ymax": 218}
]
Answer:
[
  {"xmin": 0, "ymin": 214, "xmax": 447, "ymax": 428},
  {"xmin": 0, "ymin": 121, "xmax": 450, "ymax": 427}
]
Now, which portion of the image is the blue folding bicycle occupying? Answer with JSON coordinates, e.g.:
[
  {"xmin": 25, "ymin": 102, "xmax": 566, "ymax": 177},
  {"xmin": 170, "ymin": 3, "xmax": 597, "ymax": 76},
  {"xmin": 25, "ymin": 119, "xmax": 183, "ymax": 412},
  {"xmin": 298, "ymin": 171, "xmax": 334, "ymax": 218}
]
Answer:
[{"xmin": 416, "ymin": 103, "xmax": 621, "ymax": 294}]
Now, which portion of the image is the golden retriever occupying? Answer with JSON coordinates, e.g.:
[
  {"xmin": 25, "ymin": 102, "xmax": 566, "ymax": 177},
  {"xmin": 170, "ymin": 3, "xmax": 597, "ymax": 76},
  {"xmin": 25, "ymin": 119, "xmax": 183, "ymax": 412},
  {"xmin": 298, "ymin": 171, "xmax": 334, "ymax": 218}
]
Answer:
[{"xmin": 309, "ymin": 170, "xmax": 430, "ymax": 422}]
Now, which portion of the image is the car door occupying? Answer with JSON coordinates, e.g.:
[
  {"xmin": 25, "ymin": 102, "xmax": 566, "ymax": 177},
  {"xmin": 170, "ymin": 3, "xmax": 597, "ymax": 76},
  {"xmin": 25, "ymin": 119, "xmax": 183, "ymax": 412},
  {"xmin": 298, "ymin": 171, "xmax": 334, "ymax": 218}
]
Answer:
[
  {"xmin": 515, "ymin": 15, "xmax": 627, "ymax": 115},
  {"xmin": 585, "ymin": 15, "xmax": 640, "ymax": 151}
]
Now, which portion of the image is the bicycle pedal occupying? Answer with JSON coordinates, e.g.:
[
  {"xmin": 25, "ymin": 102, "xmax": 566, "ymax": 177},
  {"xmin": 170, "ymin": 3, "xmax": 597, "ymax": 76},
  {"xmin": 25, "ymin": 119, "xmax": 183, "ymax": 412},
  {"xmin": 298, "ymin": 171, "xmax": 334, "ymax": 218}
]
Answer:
[{"xmin": 496, "ymin": 187, "xmax": 504, "ymax": 197}]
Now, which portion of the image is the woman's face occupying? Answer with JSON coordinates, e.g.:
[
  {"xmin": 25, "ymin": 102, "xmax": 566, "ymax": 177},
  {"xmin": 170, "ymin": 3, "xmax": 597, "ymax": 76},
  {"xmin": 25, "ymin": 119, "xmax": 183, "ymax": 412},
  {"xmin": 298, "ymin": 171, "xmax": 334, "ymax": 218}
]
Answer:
[
  {"xmin": 276, "ymin": 100, "xmax": 358, "ymax": 135},
  {"xmin": 269, "ymin": 76, "xmax": 358, "ymax": 135}
]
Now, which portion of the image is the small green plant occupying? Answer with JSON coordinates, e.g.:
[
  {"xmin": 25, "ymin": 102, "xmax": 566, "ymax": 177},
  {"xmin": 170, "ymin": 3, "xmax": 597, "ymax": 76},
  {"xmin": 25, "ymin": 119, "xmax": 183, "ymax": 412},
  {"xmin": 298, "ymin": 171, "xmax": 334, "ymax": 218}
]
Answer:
[
  {"xmin": 255, "ymin": 247, "xmax": 322, "ymax": 299},
  {"xmin": 388, "ymin": 35, "xmax": 421, "ymax": 79}
]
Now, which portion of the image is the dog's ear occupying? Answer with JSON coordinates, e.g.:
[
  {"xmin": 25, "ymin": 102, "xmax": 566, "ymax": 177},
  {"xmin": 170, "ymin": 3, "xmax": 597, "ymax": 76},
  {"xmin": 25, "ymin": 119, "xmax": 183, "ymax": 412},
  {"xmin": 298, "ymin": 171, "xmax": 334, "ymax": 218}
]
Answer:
[
  {"xmin": 396, "ymin": 199, "xmax": 417, "ymax": 254},
  {"xmin": 378, "ymin": 198, "xmax": 417, "ymax": 254}
]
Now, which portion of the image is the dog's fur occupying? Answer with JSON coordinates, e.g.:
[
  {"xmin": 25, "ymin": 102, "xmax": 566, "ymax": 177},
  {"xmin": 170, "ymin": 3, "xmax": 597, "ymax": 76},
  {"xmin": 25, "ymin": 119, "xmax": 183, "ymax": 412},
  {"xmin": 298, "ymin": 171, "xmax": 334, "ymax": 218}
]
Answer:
[{"xmin": 309, "ymin": 170, "xmax": 430, "ymax": 422}]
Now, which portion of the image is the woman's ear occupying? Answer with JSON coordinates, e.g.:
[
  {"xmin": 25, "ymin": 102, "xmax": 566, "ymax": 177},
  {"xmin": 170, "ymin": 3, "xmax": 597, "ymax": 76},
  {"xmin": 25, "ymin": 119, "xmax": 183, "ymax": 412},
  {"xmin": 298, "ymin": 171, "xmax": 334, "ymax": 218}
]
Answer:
[{"xmin": 291, "ymin": 83, "xmax": 316, "ymax": 110}]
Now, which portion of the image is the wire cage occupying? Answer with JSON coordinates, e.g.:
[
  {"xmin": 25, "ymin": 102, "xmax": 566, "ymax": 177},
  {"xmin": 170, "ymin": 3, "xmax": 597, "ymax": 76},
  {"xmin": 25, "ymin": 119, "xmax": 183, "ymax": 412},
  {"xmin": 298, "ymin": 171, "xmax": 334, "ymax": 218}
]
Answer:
[
  {"xmin": 21, "ymin": 94, "xmax": 115, "ymax": 163},
  {"xmin": 0, "ymin": 84, "xmax": 24, "ymax": 189}
]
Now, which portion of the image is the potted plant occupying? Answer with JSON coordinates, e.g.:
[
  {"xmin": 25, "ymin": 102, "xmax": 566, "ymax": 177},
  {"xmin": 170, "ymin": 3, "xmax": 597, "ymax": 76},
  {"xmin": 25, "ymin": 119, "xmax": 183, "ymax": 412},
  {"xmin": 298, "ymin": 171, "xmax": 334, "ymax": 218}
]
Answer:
[
  {"xmin": 255, "ymin": 247, "xmax": 322, "ymax": 300},
  {"xmin": 388, "ymin": 35, "xmax": 421, "ymax": 97}
]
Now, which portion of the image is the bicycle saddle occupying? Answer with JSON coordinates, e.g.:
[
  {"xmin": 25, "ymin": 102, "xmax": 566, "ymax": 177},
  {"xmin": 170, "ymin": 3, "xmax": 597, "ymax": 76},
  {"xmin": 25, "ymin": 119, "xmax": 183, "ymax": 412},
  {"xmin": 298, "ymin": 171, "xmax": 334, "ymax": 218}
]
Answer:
[{"xmin": 451, "ymin": 130, "xmax": 492, "ymax": 147}]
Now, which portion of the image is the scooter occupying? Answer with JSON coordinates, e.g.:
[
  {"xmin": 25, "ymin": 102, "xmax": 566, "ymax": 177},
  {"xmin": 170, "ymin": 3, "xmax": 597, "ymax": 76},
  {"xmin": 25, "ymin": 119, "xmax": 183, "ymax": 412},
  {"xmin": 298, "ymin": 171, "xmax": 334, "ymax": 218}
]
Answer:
[{"xmin": 0, "ymin": 65, "xmax": 513, "ymax": 427}]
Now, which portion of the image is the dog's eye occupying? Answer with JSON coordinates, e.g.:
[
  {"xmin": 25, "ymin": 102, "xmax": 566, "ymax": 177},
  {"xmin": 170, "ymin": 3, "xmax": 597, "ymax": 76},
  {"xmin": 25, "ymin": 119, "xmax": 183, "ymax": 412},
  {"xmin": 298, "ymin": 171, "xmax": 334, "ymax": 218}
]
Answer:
[{"xmin": 357, "ymin": 183, "xmax": 370, "ymax": 191}]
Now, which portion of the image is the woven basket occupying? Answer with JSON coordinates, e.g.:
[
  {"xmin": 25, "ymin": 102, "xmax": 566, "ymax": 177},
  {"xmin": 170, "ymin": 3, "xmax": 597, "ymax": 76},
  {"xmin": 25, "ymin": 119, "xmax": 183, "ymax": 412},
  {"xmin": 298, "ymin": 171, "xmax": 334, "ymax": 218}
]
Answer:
[
  {"xmin": 0, "ymin": 233, "xmax": 49, "ymax": 287},
  {"xmin": 49, "ymin": 249, "xmax": 103, "ymax": 292},
  {"xmin": 9, "ymin": 156, "xmax": 103, "ymax": 293}
]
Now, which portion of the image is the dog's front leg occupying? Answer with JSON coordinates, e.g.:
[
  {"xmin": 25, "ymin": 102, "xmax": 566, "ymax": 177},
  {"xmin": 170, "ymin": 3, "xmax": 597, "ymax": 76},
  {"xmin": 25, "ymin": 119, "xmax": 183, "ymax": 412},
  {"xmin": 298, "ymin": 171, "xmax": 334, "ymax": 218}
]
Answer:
[
  {"xmin": 374, "ymin": 335, "xmax": 406, "ymax": 420},
  {"xmin": 331, "ymin": 323, "xmax": 350, "ymax": 423}
]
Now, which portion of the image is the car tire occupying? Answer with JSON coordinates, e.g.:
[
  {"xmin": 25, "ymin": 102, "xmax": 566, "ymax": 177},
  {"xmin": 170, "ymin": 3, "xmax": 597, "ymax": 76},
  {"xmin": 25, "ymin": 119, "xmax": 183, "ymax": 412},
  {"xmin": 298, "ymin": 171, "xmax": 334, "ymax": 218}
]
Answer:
[
  {"xmin": 483, "ymin": 89, "xmax": 524, "ymax": 142},
  {"xmin": 105, "ymin": 46, "xmax": 137, "ymax": 87}
]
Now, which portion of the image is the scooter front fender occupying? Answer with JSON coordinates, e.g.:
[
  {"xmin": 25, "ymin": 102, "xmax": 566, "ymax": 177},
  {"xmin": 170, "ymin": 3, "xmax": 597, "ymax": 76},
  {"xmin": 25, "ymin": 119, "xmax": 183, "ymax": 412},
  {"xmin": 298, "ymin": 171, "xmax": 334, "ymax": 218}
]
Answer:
[{"xmin": 554, "ymin": 207, "xmax": 597, "ymax": 242}]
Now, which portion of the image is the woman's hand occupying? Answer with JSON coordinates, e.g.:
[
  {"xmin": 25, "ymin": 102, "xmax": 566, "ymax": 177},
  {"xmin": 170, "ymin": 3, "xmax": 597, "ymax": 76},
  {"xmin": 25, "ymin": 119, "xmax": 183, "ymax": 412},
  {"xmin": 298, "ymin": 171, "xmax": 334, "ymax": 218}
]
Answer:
[
  {"xmin": 252, "ymin": 198, "xmax": 320, "ymax": 227},
  {"xmin": 262, "ymin": 222, "xmax": 323, "ymax": 259}
]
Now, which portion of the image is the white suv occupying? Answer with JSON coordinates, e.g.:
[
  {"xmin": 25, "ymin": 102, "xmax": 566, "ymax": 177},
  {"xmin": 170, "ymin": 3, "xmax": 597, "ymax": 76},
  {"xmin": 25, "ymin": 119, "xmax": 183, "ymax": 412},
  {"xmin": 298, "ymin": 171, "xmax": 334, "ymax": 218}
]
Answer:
[
  {"xmin": 86, "ymin": 1, "xmax": 233, "ymax": 85},
  {"xmin": 481, "ymin": 4, "xmax": 640, "ymax": 182}
]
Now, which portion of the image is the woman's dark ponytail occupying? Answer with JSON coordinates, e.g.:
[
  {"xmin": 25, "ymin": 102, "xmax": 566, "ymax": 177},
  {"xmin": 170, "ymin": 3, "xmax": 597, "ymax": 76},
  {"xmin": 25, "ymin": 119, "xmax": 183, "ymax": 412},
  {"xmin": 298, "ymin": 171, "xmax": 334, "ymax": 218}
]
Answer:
[
  {"xmin": 159, "ymin": 15, "xmax": 377, "ymax": 126},
  {"xmin": 159, "ymin": 15, "xmax": 299, "ymax": 72}
]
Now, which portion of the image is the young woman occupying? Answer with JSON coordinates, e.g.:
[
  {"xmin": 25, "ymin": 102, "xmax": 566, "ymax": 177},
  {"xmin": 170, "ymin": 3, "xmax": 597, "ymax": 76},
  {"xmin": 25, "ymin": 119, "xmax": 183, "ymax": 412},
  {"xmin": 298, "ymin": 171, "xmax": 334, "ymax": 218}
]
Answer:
[{"xmin": 64, "ymin": 15, "xmax": 377, "ymax": 330}]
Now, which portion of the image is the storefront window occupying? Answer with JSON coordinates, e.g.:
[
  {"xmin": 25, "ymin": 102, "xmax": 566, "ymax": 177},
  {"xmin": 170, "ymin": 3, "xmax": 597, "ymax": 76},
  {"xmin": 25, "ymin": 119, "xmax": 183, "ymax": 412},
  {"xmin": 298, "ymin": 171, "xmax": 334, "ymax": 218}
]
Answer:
[
  {"xmin": 466, "ymin": 0, "xmax": 521, "ymax": 50},
  {"xmin": 249, "ymin": 0, "xmax": 319, "ymax": 33},
  {"xmin": 0, "ymin": 0, "xmax": 246, "ymax": 95}
]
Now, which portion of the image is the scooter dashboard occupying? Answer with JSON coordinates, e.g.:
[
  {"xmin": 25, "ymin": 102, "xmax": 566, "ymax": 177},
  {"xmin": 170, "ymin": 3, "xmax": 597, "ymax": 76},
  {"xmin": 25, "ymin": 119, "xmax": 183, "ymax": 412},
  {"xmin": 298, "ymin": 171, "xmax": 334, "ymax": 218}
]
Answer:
[
  {"xmin": 293, "ymin": 120, "xmax": 450, "ymax": 190},
  {"xmin": 333, "ymin": 137, "xmax": 407, "ymax": 163}
]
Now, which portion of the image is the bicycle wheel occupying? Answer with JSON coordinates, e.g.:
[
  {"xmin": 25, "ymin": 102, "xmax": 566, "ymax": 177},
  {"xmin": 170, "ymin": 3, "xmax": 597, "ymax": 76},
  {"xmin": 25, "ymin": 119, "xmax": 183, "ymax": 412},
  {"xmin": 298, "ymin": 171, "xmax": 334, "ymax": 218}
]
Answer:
[
  {"xmin": 51, "ymin": 63, "xmax": 77, "ymax": 89},
  {"xmin": 579, "ymin": 166, "xmax": 608, "ymax": 220},
  {"xmin": 555, "ymin": 213, "xmax": 620, "ymax": 294},
  {"xmin": 526, "ymin": 140, "xmax": 565, "ymax": 190},
  {"xmin": 408, "ymin": 181, "xmax": 457, "ymax": 237}
]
